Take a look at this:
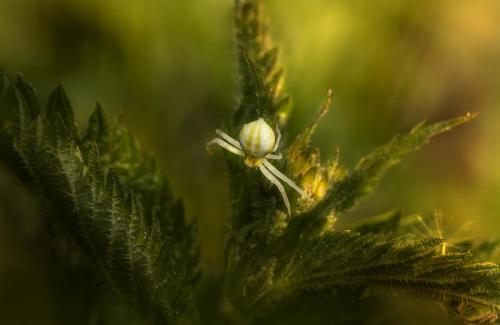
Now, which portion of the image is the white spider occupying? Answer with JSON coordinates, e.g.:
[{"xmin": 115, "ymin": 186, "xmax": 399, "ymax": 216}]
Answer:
[{"xmin": 208, "ymin": 118, "xmax": 306, "ymax": 215}]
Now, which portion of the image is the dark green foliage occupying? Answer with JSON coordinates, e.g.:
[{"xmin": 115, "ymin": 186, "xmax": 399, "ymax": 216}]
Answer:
[
  {"xmin": 1, "ymin": 0, "xmax": 499, "ymax": 324},
  {"xmin": 0, "ymin": 68, "xmax": 7, "ymax": 94},
  {"xmin": 233, "ymin": 0, "xmax": 290, "ymax": 128},
  {"xmin": 353, "ymin": 209, "xmax": 404, "ymax": 234},
  {"xmin": 474, "ymin": 240, "xmax": 500, "ymax": 263},
  {"xmin": 0, "ymin": 73, "xmax": 199, "ymax": 324},
  {"xmin": 218, "ymin": 0, "xmax": 500, "ymax": 323},
  {"xmin": 311, "ymin": 113, "xmax": 478, "ymax": 218}
]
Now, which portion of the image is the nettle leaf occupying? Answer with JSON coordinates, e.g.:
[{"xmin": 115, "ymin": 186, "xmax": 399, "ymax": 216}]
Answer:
[
  {"xmin": 15, "ymin": 75, "xmax": 41, "ymax": 120},
  {"xmin": 219, "ymin": 0, "xmax": 500, "ymax": 323},
  {"xmin": 224, "ymin": 229, "xmax": 500, "ymax": 321},
  {"xmin": 264, "ymin": 232, "xmax": 499, "ymax": 323},
  {"xmin": 473, "ymin": 240, "xmax": 500, "ymax": 263},
  {"xmin": 223, "ymin": 1, "xmax": 294, "ymax": 275},
  {"xmin": 352, "ymin": 209, "xmax": 405, "ymax": 235},
  {"xmin": 0, "ymin": 71, "xmax": 199, "ymax": 324},
  {"xmin": 287, "ymin": 90, "xmax": 346, "ymax": 213},
  {"xmin": 310, "ymin": 113, "xmax": 478, "ymax": 220},
  {"xmin": 1, "ymin": 0, "xmax": 498, "ymax": 324},
  {"xmin": 0, "ymin": 68, "xmax": 8, "ymax": 93},
  {"xmin": 82, "ymin": 102, "xmax": 109, "ymax": 151},
  {"xmin": 233, "ymin": 0, "xmax": 290, "ymax": 127}
]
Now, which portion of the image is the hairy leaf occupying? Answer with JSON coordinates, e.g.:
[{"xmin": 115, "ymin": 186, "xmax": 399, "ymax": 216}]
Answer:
[
  {"xmin": 0, "ymin": 71, "xmax": 199, "ymax": 324},
  {"xmin": 233, "ymin": 0, "xmax": 290, "ymax": 127},
  {"xmin": 237, "ymin": 231, "xmax": 500, "ymax": 321},
  {"xmin": 311, "ymin": 113, "xmax": 478, "ymax": 219},
  {"xmin": 219, "ymin": 0, "xmax": 500, "ymax": 323}
]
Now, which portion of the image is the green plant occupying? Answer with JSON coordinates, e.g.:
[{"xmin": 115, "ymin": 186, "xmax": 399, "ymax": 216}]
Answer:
[{"xmin": 0, "ymin": 0, "xmax": 499, "ymax": 324}]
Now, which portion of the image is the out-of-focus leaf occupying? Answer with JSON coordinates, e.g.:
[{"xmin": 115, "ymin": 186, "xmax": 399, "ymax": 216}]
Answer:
[
  {"xmin": 311, "ymin": 113, "xmax": 479, "ymax": 219},
  {"xmin": 0, "ymin": 72, "xmax": 200, "ymax": 324},
  {"xmin": 233, "ymin": 0, "xmax": 290, "ymax": 127}
]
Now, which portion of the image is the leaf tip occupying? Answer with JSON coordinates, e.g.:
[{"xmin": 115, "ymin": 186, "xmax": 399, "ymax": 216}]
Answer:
[
  {"xmin": 47, "ymin": 83, "xmax": 76, "ymax": 129},
  {"xmin": 465, "ymin": 111, "xmax": 480, "ymax": 121},
  {"xmin": 0, "ymin": 68, "xmax": 9, "ymax": 96},
  {"xmin": 14, "ymin": 73, "xmax": 40, "ymax": 118}
]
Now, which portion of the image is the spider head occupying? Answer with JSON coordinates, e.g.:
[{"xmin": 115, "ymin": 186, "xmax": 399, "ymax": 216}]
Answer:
[
  {"xmin": 239, "ymin": 118, "xmax": 276, "ymax": 158},
  {"xmin": 244, "ymin": 156, "xmax": 263, "ymax": 167}
]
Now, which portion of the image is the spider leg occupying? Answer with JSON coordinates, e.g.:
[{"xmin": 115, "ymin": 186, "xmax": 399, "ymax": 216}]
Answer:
[
  {"xmin": 272, "ymin": 125, "xmax": 282, "ymax": 152},
  {"xmin": 263, "ymin": 159, "xmax": 306, "ymax": 197},
  {"xmin": 258, "ymin": 163, "xmax": 291, "ymax": 215},
  {"xmin": 207, "ymin": 138, "xmax": 244, "ymax": 156},
  {"xmin": 266, "ymin": 153, "xmax": 282, "ymax": 160},
  {"xmin": 216, "ymin": 129, "xmax": 242, "ymax": 149}
]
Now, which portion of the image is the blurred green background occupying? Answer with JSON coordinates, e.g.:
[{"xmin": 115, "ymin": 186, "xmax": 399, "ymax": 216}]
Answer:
[{"xmin": 1, "ymin": 0, "xmax": 500, "ymax": 323}]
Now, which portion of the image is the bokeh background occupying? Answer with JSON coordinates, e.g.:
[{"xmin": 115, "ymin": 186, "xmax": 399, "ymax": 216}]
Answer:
[{"xmin": 1, "ymin": 0, "xmax": 500, "ymax": 323}]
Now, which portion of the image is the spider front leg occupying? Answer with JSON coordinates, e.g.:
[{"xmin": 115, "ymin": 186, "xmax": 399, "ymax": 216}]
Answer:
[
  {"xmin": 216, "ymin": 129, "xmax": 242, "ymax": 149},
  {"xmin": 207, "ymin": 138, "xmax": 244, "ymax": 156}
]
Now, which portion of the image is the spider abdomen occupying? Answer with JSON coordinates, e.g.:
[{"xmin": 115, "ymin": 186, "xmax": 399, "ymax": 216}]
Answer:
[{"xmin": 239, "ymin": 118, "xmax": 276, "ymax": 158}]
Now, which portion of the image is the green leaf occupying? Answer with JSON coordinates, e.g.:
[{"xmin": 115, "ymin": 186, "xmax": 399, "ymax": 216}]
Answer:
[
  {"xmin": 288, "ymin": 89, "xmax": 333, "ymax": 177},
  {"xmin": 311, "ymin": 113, "xmax": 479, "ymax": 219},
  {"xmin": 243, "ymin": 231, "xmax": 500, "ymax": 320},
  {"xmin": 0, "ymin": 68, "xmax": 9, "ymax": 95},
  {"xmin": 46, "ymin": 84, "xmax": 78, "ymax": 138},
  {"xmin": 233, "ymin": 0, "xmax": 290, "ymax": 127},
  {"xmin": 220, "ymin": 2, "xmax": 500, "ymax": 323},
  {"xmin": 353, "ymin": 209, "xmax": 404, "ymax": 234},
  {"xmin": 15, "ymin": 74, "xmax": 40, "ymax": 120},
  {"xmin": 0, "ymin": 76, "xmax": 41, "ymax": 185},
  {"xmin": 82, "ymin": 102, "xmax": 109, "ymax": 151},
  {"xmin": 0, "ymin": 73, "xmax": 200, "ymax": 324},
  {"xmin": 0, "ymin": 70, "xmax": 7, "ymax": 130},
  {"xmin": 473, "ymin": 239, "xmax": 500, "ymax": 263}
]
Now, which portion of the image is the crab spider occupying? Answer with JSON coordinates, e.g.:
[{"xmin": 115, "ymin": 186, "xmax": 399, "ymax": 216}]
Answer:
[{"xmin": 208, "ymin": 118, "xmax": 306, "ymax": 215}]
